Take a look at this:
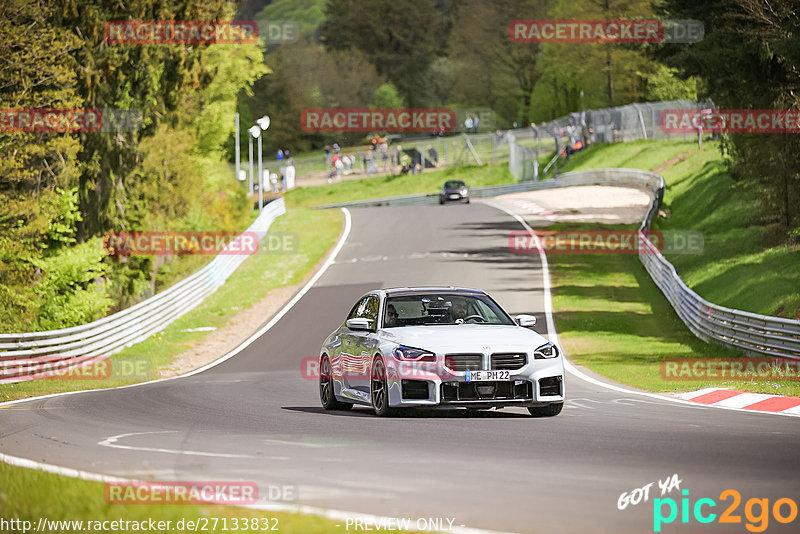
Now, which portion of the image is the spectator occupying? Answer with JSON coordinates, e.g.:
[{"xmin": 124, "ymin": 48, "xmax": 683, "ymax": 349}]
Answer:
[
  {"xmin": 473, "ymin": 116, "xmax": 480, "ymax": 133},
  {"xmin": 399, "ymin": 152, "xmax": 411, "ymax": 175},
  {"xmin": 334, "ymin": 155, "xmax": 344, "ymax": 177},
  {"xmin": 380, "ymin": 141, "xmax": 389, "ymax": 171},
  {"xmin": 331, "ymin": 152, "xmax": 340, "ymax": 177},
  {"xmin": 276, "ymin": 149, "xmax": 284, "ymax": 162},
  {"xmin": 333, "ymin": 142, "xmax": 340, "ymax": 154},
  {"xmin": 428, "ymin": 145, "xmax": 438, "ymax": 167},
  {"xmin": 464, "ymin": 115, "xmax": 474, "ymax": 133},
  {"xmin": 324, "ymin": 144, "xmax": 332, "ymax": 168}
]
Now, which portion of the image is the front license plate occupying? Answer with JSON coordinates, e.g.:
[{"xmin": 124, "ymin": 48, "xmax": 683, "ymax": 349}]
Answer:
[
  {"xmin": 465, "ymin": 370, "xmax": 510, "ymax": 382},
  {"xmin": 449, "ymin": 194, "xmax": 460, "ymax": 199}
]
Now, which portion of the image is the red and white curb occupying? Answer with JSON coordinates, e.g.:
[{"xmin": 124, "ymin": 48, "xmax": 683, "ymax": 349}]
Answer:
[
  {"xmin": 503, "ymin": 198, "xmax": 557, "ymax": 220},
  {"xmin": 676, "ymin": 388, "xmax": 800, "ymax": 415}
]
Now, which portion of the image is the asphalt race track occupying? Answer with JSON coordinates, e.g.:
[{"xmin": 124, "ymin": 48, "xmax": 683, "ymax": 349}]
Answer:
[{"xmin": 1, "ymin": 203, "xmax": 798, "ymax": 533}]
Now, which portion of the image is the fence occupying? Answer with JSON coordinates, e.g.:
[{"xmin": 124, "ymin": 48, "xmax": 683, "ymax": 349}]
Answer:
[
  {"xmin": 0, "ymin": 199, "xmax": 287, "ymax": 384},
  {"xmin": 262, "ymin": 99, "xmax": 711, "ymax": 185},
  {"xmin": 507, "ymin": 99, "xmax": 712, "ymax": 180}
]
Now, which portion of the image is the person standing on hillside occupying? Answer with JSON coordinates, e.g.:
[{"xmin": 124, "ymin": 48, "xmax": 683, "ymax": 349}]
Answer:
[{"xmin": 380, "ymin": 140, "xmax": 389, "ymax": 171}]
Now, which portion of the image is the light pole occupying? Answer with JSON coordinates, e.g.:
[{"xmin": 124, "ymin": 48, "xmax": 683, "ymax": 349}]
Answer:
[
  {"xmin": 248, "ymin": 125, "xmax": 260, "ymax": 211},
  {"xmin": 254, "ymin": 116, "xmax": 270, "ymax": 214},
  {"xmin": 234, "ymin": 113, "xmax": 240, "ymax": 183},
  {"xmin": 248, "ymin": 132, "xmax": 254, "ymax": 195}
]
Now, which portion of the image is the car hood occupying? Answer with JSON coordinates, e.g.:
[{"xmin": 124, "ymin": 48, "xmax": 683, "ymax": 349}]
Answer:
[{"xmin": 379, "ymin": 325, "xmax": 550, "ymax": 354}]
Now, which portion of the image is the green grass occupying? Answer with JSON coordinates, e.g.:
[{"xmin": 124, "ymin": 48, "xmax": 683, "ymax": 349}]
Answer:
[
  {"xmin": 561, "ymin": 140, "xmax": 800, "ymax": 317},
  {"xmin": 0, "ymin": 208, "xmax": 343, "ymax": 402},
  {"xmin": 286, "ymin": 163, "xmax": 515, "ymax": 209},
  {"xmin": 654, "ymin": 151, "xmax": 800, "ymax": 318},
  {"xmin": 561, "ymin": 139, "xmax": 700, "ymax": 173},
  {"xmin": 548, "ymin": 140, "xmax": 800, "ymax": 396},
  {"xmin": 0, "ymin": 462, "xmax": 345, "ymax": 534}
]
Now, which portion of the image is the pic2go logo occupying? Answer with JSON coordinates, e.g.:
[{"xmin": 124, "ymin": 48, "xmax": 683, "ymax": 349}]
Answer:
[{"xmin": 653, "ymin": 489, "xmax": 798, "ymax": 532}]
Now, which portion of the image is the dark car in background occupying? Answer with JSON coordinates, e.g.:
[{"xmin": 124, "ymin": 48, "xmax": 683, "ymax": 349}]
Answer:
[{"xmin": 439, "ymin": 180, "xmax": 470, "ymax": 204}]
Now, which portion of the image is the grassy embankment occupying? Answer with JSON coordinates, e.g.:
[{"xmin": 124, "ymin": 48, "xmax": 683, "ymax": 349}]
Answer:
[{"xmin": 549, "ymin": 139, "xmax": 800, "ymax": 396}]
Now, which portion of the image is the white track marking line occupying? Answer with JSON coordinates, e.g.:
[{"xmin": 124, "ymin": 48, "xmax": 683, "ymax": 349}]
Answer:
[
  {"xmin": 0, "ymin": 208, "xmax": 352, "ymax": 410},
  {"xmin": 97, "ymin": 431, "xmax": 288, "ymax": 459},
  {"xmin": 484, "ymin": 200, "xmax": 800, "ymax": 418}
]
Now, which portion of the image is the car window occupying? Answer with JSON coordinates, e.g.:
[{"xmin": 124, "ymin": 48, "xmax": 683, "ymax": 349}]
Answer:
[
  {"xmin": 383, "ymin": 293, "xmax": 514, "ymax": 327},
  {"xmin": 444, "ymin": 181, "xmax": 465, "ymax": 188},
  {"xmin": 348, "ymin": 295, "xmax": 379, "ymax": 326}
]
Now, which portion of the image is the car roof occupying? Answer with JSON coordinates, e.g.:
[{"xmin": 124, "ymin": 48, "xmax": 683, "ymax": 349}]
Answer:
[{"xmin": 380, "ymin": 286, "xmax": 487, "ymax": 296}]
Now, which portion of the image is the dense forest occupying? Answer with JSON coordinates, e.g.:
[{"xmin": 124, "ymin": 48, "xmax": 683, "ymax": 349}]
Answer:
[{"xmin": 1, "ymin": 0, "xmax": 797, "ymax": 333}]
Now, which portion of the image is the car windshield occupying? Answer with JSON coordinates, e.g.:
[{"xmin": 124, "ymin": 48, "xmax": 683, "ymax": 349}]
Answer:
[
  {"xmin": 444, "ymin": 181, "xmax": 465, "ymax": 189},
  {"xmin": 383, "ymin": 293, "xmax": 514, "ymax": 327}
]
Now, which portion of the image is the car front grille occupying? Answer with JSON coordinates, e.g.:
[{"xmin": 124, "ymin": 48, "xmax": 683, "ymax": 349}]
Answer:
[
  {"xmin": 490, "ymin": 353, "xmax": 527, "ymax": 370},
  {"xmin": 441, "ymin": 381, "xmax": 533, "ymax": 402},
  {"xmin": 444, "ymin": 353, "xmax": 483, "ymax": 371}
]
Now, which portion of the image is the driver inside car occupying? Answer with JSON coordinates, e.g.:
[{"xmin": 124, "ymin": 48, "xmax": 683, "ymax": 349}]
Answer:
[
  {"xmin": 385, "ymin": 304, "xmax": 399, "ymax": 326},
  {"xmin": 450, "ymin": 298, "xmax": 469, "ymax": 323}
]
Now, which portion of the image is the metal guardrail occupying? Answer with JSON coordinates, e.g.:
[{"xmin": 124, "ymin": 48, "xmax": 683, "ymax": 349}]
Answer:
[
  {"xmin": 313, "ymin": 181, "xmax": 559, "ymax": 209},
  {"xmin": 0, "ymin": 199, "xmax": 287, "ymax": 383},
  {"xmin": 558, "ymin": 169, "xmax": 800, "ymax": 359}
]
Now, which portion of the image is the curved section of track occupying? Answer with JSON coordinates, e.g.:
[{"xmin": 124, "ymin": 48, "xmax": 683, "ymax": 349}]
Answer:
[{"xmin": 1, "ymin": 204, "xmax": 798, "ymax": 533}]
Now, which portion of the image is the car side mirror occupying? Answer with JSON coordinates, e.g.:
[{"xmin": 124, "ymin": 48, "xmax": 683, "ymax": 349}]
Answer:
[
  {"xmin": 346, "ymin": 318, "xmax": 373, "ymax": 331},
  {"xmin": 515, "ymin": 314, "xmax": 537, "ymax": 328}
]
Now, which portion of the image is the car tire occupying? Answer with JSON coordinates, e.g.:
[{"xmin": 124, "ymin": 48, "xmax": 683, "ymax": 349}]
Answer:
[
  {"xmin": 465, "ymin": 197, "xmax": 470, "ymax": 204},
  {"xmin": 439, "ymin": 198, "xmax": 444, "ymax": 205},
  {"xmin": 371, "ymin": 356, "xmax": 394, "ymax": 417},
  {"xmin": 527, "ymin": 402, "xmax": 563, "ymax": 417},
  {"xmin": 319, "ymin": 355, "xmax": 353, "ymax": 411}
]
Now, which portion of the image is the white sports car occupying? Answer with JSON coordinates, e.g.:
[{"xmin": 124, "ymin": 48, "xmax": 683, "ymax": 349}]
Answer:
[{"xmin": 318, "ymin": 287, "xmax": 565, "ymax": 417}]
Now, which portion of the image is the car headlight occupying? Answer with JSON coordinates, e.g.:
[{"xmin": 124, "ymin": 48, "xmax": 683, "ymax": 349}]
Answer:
[
  {"xmin": 392, "ymin": 345, "xmax": 435, "ymax": 361},
  {"xmin": 533, "ymin": 342, "xmax": 559, "ymax": 359}
]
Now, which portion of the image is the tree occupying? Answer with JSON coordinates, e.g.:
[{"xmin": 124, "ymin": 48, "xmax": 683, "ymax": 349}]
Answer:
[
  {"xmin": 446, "ymin": 0, "xmax": 550, "ymax": 125},
  {"xmin": 373, "ymin": 83, "xmax": 405, "ymax": 108},
  {"xmin": 656, "ymin": 0, "xmax": 800, "ymax": 236},
  {"xmin": 321, "ymin": 0, "xmax": 446, "ymax": 106}
]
